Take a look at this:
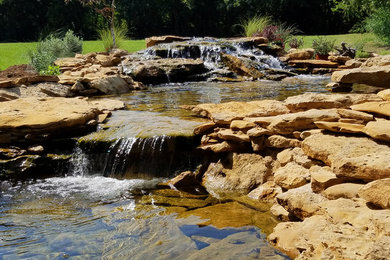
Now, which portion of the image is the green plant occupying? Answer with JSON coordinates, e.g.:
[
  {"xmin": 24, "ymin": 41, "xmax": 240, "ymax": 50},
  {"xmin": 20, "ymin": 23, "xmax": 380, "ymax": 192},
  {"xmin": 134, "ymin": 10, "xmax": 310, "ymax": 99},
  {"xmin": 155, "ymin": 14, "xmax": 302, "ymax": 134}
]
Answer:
[
  {"xmin": 40, "ymin": 65, "xmax": 61, "ymax": 76},
  {"xmin": 275, "ymin": 23, "xmax": 301, "ymax": 48},
  {"xmin": 366, "ymin": 7, "xmax": 390, "ymax": 45},
  {"xmin": 98, "ymin": 21, "xmax": 128, "ymax": 52},
  {"xmin": 312, "ymin": 36, "xmax": 336, "ymax": 55},
  {"xmin": 29, "ymin": 30, "xmax": 82, "ymax": 73},
  {"xmin": 289, "ymin": 37, "xmax": 304, "ymax": 49},
  {"xmin": 242, "ymin": 16, "xmax": 272, "ymax": 37}
]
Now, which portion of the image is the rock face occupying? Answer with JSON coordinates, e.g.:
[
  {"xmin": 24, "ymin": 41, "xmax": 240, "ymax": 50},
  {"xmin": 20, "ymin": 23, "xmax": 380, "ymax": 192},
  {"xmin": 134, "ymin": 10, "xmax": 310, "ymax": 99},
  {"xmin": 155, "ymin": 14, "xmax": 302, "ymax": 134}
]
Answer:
[
  {"xmin": 0, "ymin": 97, "xmax": 124, "ymax": 143},
  {"xmin": 202, "ymin": 153, "xmax": 273, "ymax": 197},
  {"xmin": 302, "ymin": 133, "xmax": 390, "ymax": 181}
]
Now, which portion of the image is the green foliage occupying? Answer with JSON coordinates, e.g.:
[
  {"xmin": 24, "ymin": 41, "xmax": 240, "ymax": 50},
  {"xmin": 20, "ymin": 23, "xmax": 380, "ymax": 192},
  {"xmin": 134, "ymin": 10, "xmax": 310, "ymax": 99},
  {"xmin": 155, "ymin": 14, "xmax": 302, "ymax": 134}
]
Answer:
[
  {"xmin": 312, "ymin": 36, "xmax": 336, "ymax": 55},
  {"xmin": 40, "ymin": 65, "xmax": 61, "ymax": 76},
  {"xmin": 98, "ymin": 22, "xmax": 128, "ymax": 52},
  {"xmin": 242, "ymin": 16, "xmax": 271, "ymax": 37},
  {"xmin": 29, "ymin": 30, "xmax": 82, "ymax": 73},
  {"xmin": 274, "ymin": 23, "xmax": 301, "ymax": 48},
  {"xmin": 289, "ymin": 37, "xmax": 304, "ymax": 49},
  {"xmin": 366, "ymin": 7, "xmax": 390, "ymax": 44}
]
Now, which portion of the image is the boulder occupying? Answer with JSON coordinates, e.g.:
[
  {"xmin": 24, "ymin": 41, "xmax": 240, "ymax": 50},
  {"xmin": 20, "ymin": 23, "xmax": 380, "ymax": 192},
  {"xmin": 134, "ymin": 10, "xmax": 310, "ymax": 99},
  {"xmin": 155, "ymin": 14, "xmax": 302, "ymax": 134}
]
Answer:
[
  {"xmin": 95, "ymin": 54, "xmax": 121, "ymax": 67},
  {"xmin": 337, "ymin": 108, "xmax": 374, "ymax": 122},
  {"xmin": 310, "ymin": 166, "xmax": 345, "ymax": 193},
  {"xmin": 0, "ymin": 97, "xmax": 124, "ymax": 143},
  {"xmin": 246, "ymin": 127, "xmax": 271, "ymax": 137},
  {"xmin": 247, "ymin": 181, "xmax": 283, "ymax": 202},
  {"xmin": 274, "ymin": 162, "xmax": 310, "ymax": 190},
  {"xmin": 343, "ymin": 59, "xmax": 363, "ymax": 69},
  {"xmin": 220, "ymin": 53, "xmax": 265, "ymax": 79},
  {"xmin": 230, "ymin": 120, "xmax": 256, "ymax": 131},
  {"xmin": 145, "ymin": 35, "xmax": 191, "ymax": 48},
  {"xmin": 331, "ymin": 65, "xmax": 390, "ymax": 88},
  {"xmin": 270, "ymin": 204, "xmax": 290, "ymax": 221},
  {"xmin": 167, "ymin": 170, "xmax": 202, "ymax": 192},
  {"xmin": 285, "ymin": 48, "xmax": 314, "ymax": 61},
  {"xmin": 359, "ymin": 178, "xmax": 390, "ymax": 209},
  {"xmin": 363, "ymin": 119, "xmax": 390, "ymax": 142},
  {"xmin": 351, "ymin": 101, "xmax": 390, "ymax": 117},
  {"xmin": 187, "ymin": 100, "xmax": 289, "ymax": 125},
  {"xmin": 202, "ymin": 153, "xmax": 273, "ymax": 196},
  {"xmin": 88, "ymin": 75, "xmax": 132, "ymax": 94},
  {"xmin": 248, "ymin": 109, "xmax": 340, "ymax": 134},
  {"xmin": 277, "ymin": 147, "xmax": 315, "ymax": 168},
  {"xmin": 377, "ymin": 89, "xmax": 390, "ymax": 101},
  {"xmin": 193, "ymin": 122, "xmax": 216, "ymax": 135},
  {"xmin": 284, "ymin": 92, "xmax": 382, "ymax": 112},
  {"xmin": 302, "ymin": 133, "xmax": 390, "ymax": 181},
  {"xmin": 314, "ymin": 121, "xmax": 365, "ymax": 134},
  {"xmin": 328, "ymin": 55, "xmax": 351, "ymax": 64},
  {"xmin": 361, "ymin": 55, "xmax": 390, "ymax": 67},
  {"xmin": 265, "ymin": 135, "xmax": 301, "ymax": 148},
  {"xmin": 322, "ymin": 183, "xmax": 363, "ymax": 200},
  {"xmin": 276, "ymin": 184, "xmax": 327, "ymax": 220},
  {"xmin": 198, "ymin": 141, "xmax": 237, "ymax": 153}
]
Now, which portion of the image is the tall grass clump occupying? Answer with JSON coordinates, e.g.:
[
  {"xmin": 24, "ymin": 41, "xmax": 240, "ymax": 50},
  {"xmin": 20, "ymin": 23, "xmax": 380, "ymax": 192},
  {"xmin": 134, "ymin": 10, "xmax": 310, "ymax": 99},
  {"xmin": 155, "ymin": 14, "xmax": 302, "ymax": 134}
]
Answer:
[
  {"xmin": 98, "ymin": 22, "xmax": 128, "ymax": 52},
  {"xmin": 29, "ymin": 30, "xmax": 82, "ymax": 74},
  {"xmin": 242, "ymin": 16, "xmax": 271, "ymax": 37}
]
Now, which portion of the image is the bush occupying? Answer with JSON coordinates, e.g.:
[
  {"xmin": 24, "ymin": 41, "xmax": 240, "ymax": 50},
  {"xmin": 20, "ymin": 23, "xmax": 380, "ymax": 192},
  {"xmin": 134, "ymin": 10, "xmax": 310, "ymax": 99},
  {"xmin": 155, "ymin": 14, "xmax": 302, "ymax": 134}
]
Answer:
[
  {"xmin": 312, "ymin": 36, "xmax": 335, "ymax": 55},
  {"xmin": 257, "ymin": 23, "xmax": 301, "ymax": 49},
  {"xmin": 40, "ymin": 65, "xmax": 61, "ymax": 76},
  {"xmin": 29, "ymin": 30, "xmax": 82, "ymax": 74},
  {"xmin": 366, "ymin": 8, "xmax": 390, "ymax": 45},
  {"xmin": 289, "ymin": 37, "xmax": 304, "ymax": 49},
  {"xmin": 98, "ymin": 22, "xmax": 128, "ymax": 52},
  {"xmin": 242, "ymin": 16, "xmax": 271, "ymax": 37}
]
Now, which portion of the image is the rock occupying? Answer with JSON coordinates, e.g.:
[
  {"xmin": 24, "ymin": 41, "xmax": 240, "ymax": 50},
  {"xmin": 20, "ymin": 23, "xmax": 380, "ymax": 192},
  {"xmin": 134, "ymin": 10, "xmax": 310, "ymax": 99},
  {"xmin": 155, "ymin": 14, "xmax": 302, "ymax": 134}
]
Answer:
[
  {"xmin": 337, "ymin": 108, "xmax": 374, "ymax": 121},
  {"xmin": 363, "ymin": 119, "xmax": 390, "ymax": 142},
  {"xmin": 198, "ymin": 141, "xmax": 235, "ymax": 153},
  {"xmin": 351, "ymin": 101, "xmax": 390, "ymax": 117},
  {"xmin": 344, "ymin": 59, "xmax": 363, "ymax": 68},
  {"xmin": 285, "ymin": 48, "xmax": 314, "ymax": 61},
  {"xmin": 377, "ymin": 89, "xmax": 390, "ymax": 101},
  {"xmin": 217, "ymin": 129, "xmax": 250, "ymax": 143},
  {"xmin": 284, "ymin": 93, "xmax": 382, "ymax": 112},
  {"xmin": 110, "ymin": 48, "xmax": 129, "ymax": 57},
  {"xmin": 202, "ymin": 153, "xmax": 273, "ymax": 196},
  {"xmin": 250, "ymin": 136, "xmax": 265, "ymax": 152},
  {"xmin": 145, "ymin": 35, "xmax": 191, "ymax": 48},
  {"xmin": 249, "ymin": 109, "xmax": 340, "ymax": 135},
  {"xmin": 0, "ymin": 147, "xmax": 26, "ymax": 159},
  {"xmin": 54, "ymin": 57, "xmax": 85, "ymax": 68},
  {"xmin": 265, "ymin": 135, "xmax": 301, "ymax": 148},
  {"xmin": 258, "ymin": 44, "xmax": 285, "ymax": 56},
  {"xmin": 167, "ymin": 171, "xmax": 201, "ymax": 191},
  {"xmin": 299, "ymin": 129, "xmax": 324, "ymax": 140},
  {"xmin": 276, "ymin": 184, "xmax": 327, "ymax": 220},
  {"xmin": 361, "ymin": 54, "xmax": 390, "ymax": 67},
  {"xmin": 0, "ymin": 97, "xmax": 124, "ymax": 143},
  {"xmin": 302, "ymin": 133, "xmax": 390, "ymax": 181},
  {"xmin": 310, "ymin": 166, "xmax": 345, "ymax": 193},
  {"xmin": 27, "ymin": 145, "xmax": 44, "ymax": 154},
  {"xmin": 0, "ymin": 91, "xmax": 19, "ymax": 101},
  {"xmin": 247, "ymin": 181, "xmax": 283, "ymax": 202},
  {"xmin": 322, "ymin": 183, "xmax": 363, "ymax": 199},
  {"xmin": 122, "ymin": 58, "xmax": 207, "ymax": 84},
  {"xmin": 37, "ymin": 82, "xmax": 73, "ymax": 97},
  {"xmin": 274, "ymin": 162, "xmax": 309, "ymax": 190},
  {"xmin": 277, "ymin": 147, "xmax": 314, "ymax": 168},
  {"xmin": 193, "ymin": 122, "xmax": 216, "ymax": 135},
  {"xmin": 140, "ymin": 194, "xmax": 209, "ymax": 209},
  {"xmin": 288, "ymin": 59, "xmax": 339, "ymax": 68},
  {"xmin": 230, "ymin": 36, "xmax": 268, "ymax": 46},
  {"xmin": 331, "ymin": 65, "xmax": 390, "ymax": 88},
  {"xmin": 326, "ymin": 82, "xmax": 353, "ymax": 92},
  {"xmin": 230, "ymin": 120, "xmax": 256, "ymax": 131},
  {"xmin": 246, "ymin": 127, "xmax": 271, "ymax": 137},
  {"xmin": 328, "ymin": 55, "xmax": 351, "ymax": 64},
  {"xmin": 95, "ymin": 54, "xmax": 121, "ymax": 67},
  {"xmin": 88, "ymin": 75, "xmax": 132, "ymax": 94},
  {"xmin": 314, "ymin": 121, "xmax": 365, "ymax": 134},
  {"xmin": 270, "ymin": 204, "xmax": 290, "ymax": 221},
  {"xmin": 188, "ymin": 100, "xmax": 289, "ymax": 125},
  {"xmin": 359, "ymin": 178, "xmax": 390, "ymax": 209},
  {"xmin": 220, "ymin": 53, "xmax": 265, "ymax": 79}
]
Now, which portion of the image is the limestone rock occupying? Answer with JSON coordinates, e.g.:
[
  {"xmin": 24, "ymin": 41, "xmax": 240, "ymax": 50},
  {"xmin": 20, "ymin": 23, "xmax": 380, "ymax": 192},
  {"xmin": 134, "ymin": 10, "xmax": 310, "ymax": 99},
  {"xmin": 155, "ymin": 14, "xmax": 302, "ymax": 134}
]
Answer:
[
  {"xmin": 230, "ymin": 120, "xmax": 256, "ymax": 131},
  {"xmin": 193, "ymin": 122, "xmax": 216, "ymax": 135},
  {"xmin": 322, "ymin": 183, "xmax": 363, "ymax": 200},
  {"xmin": 217, "ymin": 129, "xmax": 250, "ymax": 143},
  {"xmin": 145, "ymin": 35, "xmax": 191, "ymax": 48},
  {"xmin": 328, "ymin": 55, "xmax": 351, "ymax": 64},
  {"xmin": 310, "ymin": 166, "xmax": 345, "ymax": 193},
  {"xmin": 359, "ymin": 178, "xmax": 390, "ymax": 209},
  {"xmin": 377, "ymin": 89, "xmax": 390, "ymax": 101},
  {"xmin": 314, "ymin": 121, "xmax": 365, "ymax": 134},
  {"xmin": 250, "ymin": 136, "xmax": 265, "ymax": 152},
  {"xmin": 167, "ymin": 171, "xmax": 201, "ymax": 191},
  {"xmin": 198, "ymin": 141, "xmax": 234, "ymax": 153},
  {"xmin": 246, "ymin": 127, "xmax": 271, "ymax": 137},
  {"xmin": 276, "ymin": 184, "xmax": 327, "ymax": 220},
  {"xmin": 284, "ymin": 92, "xmax": 382, "ymax": 112},
  {"xmin": 288, "ymin": 59, "xmax": 339, "ymax": 68},
  {"xmin": 249, "ymin": 109, "xmax": 340, "ymax": 134},
  {"xmin": 344, "ymin": 58, "xmax": 363, "ymax": 68},
  {"xmin": 361, "ymin": 54, "xmax": 390, "ymax": 67},
  {"xmin": 277, "ymin": 147, "xmax": 314, "ymax": 168},
  {"xmin": 247, "ymin": 181, "xmax": 282, "ymax": 202},
  {"xmin": 363, "ymin": 119, "xmax": 390, "ymax": 142},
  {"xmin": 302, "ymin": 133, "xmax": 390, "ymax": 181},
  {"xmin": 336, "ymin": 108, "xmax": 374, "ymax": 122},
  {"xmin": 221, "ymin": 53, "xmax": 264, "ymax": 79},
  {"xmin": 95, "ymin": 54, "xmax": 121, "ymax": 67},
  {"xmin": 54, "ymin": 57, "xmax": 85, "ymax": 68},
  {"xmin": 351, "ymin": 101, "xmax": 390, "ymax": 117},
  {"xmin": 188, "ymin": 100, "xmax": 289, "ymax": 125},
  {"xmin": 265, "ymin": 135, "xmax": 301, "ymax": 148},
  {"xmin": 270, "ymin": 204, "xmax": 290, "ymax": 221},
  {"xmin": 285, "ymin": 49, "xmax": 314, "ymax": 61},
  {"xmin": 274, "ymin": 162, "xmax": 309, "ymax": 190},
  {"xmin": 331, "ymin": 65, "xmax": 390, "ymax": 88},
  {"xmin": 299, "ymin": 129, "xmax": 324, "ymax": 140},
  {"xmin": 202, "ymin": 153, "xmax": 273, "ymax": 196},
  {"xmin": 88, "ymin": 75, "xmax": 131, "ymax": 94}
]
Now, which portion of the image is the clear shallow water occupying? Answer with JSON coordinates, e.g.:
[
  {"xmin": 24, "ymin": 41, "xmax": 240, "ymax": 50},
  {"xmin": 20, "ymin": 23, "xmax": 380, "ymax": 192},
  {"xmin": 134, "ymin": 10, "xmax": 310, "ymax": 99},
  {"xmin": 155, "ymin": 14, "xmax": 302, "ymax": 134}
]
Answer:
[{"xmin": 0, "ymin": 77, "xmax": 331, "ymax": 259}]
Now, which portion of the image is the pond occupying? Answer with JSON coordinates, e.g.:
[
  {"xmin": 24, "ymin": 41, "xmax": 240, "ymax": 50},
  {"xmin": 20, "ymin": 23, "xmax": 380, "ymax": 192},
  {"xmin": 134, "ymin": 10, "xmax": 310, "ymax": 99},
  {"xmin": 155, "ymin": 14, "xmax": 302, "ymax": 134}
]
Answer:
[{"xmin": 0, "ymin": 76, "xmax": 330, "ymax": 259}]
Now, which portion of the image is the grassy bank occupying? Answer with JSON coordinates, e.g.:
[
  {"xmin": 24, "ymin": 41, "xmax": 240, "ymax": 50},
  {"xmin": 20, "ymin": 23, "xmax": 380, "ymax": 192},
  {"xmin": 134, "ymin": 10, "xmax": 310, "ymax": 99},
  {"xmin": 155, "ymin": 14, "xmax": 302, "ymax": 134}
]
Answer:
[{"xmin": 0, "ymin": 40, "xmax": 145, "ymax": 70}]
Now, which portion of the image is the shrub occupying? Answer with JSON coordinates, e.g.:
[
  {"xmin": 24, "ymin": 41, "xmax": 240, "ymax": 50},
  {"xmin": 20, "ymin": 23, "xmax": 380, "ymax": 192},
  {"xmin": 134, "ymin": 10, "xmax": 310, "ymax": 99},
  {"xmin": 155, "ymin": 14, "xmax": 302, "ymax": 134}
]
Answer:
[
  {"xmin": 366, "ymin": 8, "xmax": 390, "ymax": 45},
  {"xmin": 275, "ymin": 23, "xmax": 301, "ymax": 48},
  {"xmin": 40, "ymin": 65, "xmax": 61, "ymax": 76},
  {"xmin": 312, "ymin": 36, "xmax": 335, "ymax": 55},
  {"xmin": 242, "ymin": 16, "xmax": 272, "ymax": 37},
  {"xmin": 98, "ymin": 22, "xmax": 128, "ymax": 52},
  {"xmin": 29, "ymin": 30, "xmax": 82, "ymax": 73},
  {"xmin": 289, "ymin": 37, "xmax": 304, "ymax": 49}
]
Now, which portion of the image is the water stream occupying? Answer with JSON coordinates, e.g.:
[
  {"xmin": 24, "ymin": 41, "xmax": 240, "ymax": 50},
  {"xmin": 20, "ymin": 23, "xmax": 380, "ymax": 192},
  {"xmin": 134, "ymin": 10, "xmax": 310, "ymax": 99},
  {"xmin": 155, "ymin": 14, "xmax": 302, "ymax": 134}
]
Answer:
[{"xmin": 0, "ymin": 76, "xmax": 330, "ymax": 259}]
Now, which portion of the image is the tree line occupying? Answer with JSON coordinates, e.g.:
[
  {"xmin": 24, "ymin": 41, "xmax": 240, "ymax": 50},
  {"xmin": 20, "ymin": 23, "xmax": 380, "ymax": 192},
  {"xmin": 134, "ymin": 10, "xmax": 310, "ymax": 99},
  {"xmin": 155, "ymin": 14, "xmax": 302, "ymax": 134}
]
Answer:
[{"xmin": 0, "ymin": 0, "xmax": 363, "ymax": 42}]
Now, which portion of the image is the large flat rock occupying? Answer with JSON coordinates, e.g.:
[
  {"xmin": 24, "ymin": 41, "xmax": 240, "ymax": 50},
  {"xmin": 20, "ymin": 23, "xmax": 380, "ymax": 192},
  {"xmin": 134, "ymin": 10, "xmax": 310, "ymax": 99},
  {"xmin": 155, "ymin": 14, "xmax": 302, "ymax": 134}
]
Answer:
[
  {"xmin": 331, "ymin": 65, "xmax": 390, "ymax": 88},
  {"xmin": 302, "ymin": 133, "xmax": 390, "ymax": 181}
]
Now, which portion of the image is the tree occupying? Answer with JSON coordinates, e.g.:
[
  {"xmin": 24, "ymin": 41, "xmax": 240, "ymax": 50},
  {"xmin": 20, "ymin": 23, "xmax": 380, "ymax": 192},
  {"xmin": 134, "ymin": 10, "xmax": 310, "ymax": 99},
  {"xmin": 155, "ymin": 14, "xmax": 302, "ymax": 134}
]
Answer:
[{"xmin": 65, "ymin": 0, "xmax": 117, "ymax": 49}]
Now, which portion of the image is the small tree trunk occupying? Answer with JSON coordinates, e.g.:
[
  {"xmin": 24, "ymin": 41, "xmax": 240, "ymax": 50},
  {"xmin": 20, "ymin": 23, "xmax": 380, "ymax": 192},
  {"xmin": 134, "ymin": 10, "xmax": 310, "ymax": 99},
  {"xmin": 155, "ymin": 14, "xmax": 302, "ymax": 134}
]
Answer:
[{"xmin": 110, "ymin": 0, "xmax": 116, "ymax": 50}]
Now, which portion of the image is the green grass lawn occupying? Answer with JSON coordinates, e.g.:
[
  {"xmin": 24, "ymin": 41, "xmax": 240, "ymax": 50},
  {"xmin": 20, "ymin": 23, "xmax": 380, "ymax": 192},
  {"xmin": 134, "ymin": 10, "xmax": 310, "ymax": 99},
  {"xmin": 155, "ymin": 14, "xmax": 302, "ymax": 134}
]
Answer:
[{"xmin": 0, "ymin": 40, "xmax": 146, "ymax": 70}]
